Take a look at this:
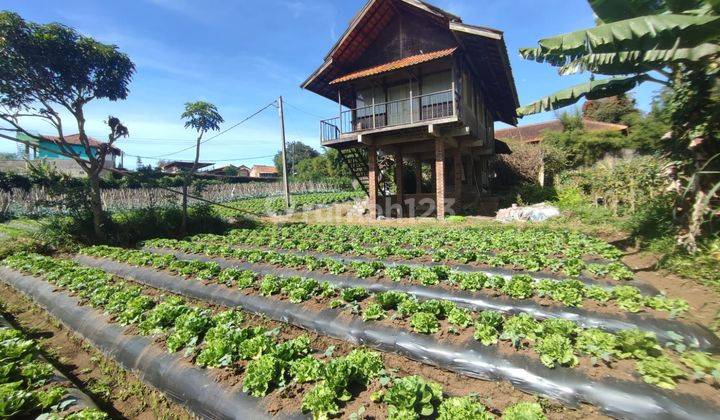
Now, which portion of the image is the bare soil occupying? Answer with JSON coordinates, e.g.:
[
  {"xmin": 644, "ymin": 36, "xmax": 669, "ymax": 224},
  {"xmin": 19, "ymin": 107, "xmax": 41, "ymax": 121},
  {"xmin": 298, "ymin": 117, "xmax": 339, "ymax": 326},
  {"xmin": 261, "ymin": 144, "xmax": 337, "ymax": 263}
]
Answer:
[{"xmin": 623, "ymin": 253, "xmax": 720, "ymax": 330}]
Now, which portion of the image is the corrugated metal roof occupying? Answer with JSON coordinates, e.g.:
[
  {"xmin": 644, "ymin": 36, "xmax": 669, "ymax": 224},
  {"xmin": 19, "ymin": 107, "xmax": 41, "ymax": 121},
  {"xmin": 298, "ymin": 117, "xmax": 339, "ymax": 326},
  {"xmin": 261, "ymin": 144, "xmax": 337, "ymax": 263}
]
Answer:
[
  {"xmin": 496, "ymin": 119, "xmax": 628, "ymax": 143},
  {"xmin": 41, "ymin": 134, "xmax": 122, "ymax": 155},
  {"xmin": 329, "ymin": 48, "xmax": 457, "ymax": 85}
]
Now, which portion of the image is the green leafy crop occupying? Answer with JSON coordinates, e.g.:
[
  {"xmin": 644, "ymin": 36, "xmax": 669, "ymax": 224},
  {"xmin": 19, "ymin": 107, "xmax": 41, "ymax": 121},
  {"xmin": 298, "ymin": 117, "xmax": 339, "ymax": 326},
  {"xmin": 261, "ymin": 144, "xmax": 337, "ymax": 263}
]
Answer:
[
  {"xmin": 382, "ymin": 375, "xmax": 443, "ymax": 420},
  {"xmin": 502, "ymin": 402, "xmax": 546, "ymax": 420},
  {"xmin": 636, "ymin": 356, "xmax": 685, "ymax": 389},
  {"xmin": 341, "ymin": 287, "xmax": 369, "ymax": 303},
  {"xmin": 290, "ymin": 356, "xmax": 324, "ymax": 383},
  {"xmin": 575, "ymin": 328, "xmax": 617, "ymax": 362},
  {"xmin": 473, "ymin": 323, "xmax": 499, "ymax": 346},
  {"xmin": 362, "ymin": 303, "xmax": 386, "ymax": 321},
  {"xmin": 679, "ymin": 351, "xmax": 720, "ymax": 382},
  {"xmin": 438, "ymin": 396, "xmax": 492, "ymax": 420},
  {"xmin": 501, "ymin": 314, "xmax": 541, "ymax": 346},
  {"xmin": 501, "ymin": 275, "xmax": 534, "ymax": 299},
  {"xmin": 447, "ymin": 307, "xmax": 473, "ymax": 328},
  {"xmin": 302, "ymin": 382, "xmax": 339, "ymax": 420},
  {"xmin": 535, "ymin": 334, "xmax": 578, "ymax": 368},
  {"xmin": 615, "ymin": 329, "xmax": 662, "ymax": 360},
  {"xmin": 410, "ymin": 312, "xmax": 440, "ymax": 334},
  {"xmin": 242, "ymin": 354, "xmax": 285, "ymax": 397}
]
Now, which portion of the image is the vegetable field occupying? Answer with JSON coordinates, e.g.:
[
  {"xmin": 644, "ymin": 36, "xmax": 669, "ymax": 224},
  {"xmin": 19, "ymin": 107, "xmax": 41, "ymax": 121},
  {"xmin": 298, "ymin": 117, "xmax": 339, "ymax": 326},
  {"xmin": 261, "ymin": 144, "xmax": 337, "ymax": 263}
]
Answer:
[{"xmin": 1, "ymin": 223, "xmax": 719, "ymax": 419}]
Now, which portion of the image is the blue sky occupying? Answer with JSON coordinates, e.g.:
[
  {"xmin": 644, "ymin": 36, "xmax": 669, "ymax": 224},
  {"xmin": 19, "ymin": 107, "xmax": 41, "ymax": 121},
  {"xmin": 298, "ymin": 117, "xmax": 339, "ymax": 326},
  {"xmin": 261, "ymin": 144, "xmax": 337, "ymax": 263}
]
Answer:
[{"xmin": 0, "ymin": 0, "xmax": 662, "ymax": 169}]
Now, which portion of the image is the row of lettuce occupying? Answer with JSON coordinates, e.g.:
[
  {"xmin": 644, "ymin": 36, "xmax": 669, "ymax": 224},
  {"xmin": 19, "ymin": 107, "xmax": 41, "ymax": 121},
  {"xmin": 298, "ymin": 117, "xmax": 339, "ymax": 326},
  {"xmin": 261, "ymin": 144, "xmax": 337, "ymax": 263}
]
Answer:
[
  {"xmin": 216, "ymin": 191, "xmax": 363, "ymax": 217},
  {"xmin": 210, "ymin": 224, "xmax": 634, "ymax": 279},
  {"xmin": 4, "ymin": 253, "xmax": 548, "ymax": 420},
  {"xmin": 1, "ymin": 322, "xmax": 107, "ymax": 419},
  {"xmin": 143, "ymin": 239, "xmax": 688, "ymax": 316},
  {"xmin": 79, "ymin": 246, "xmax": 720, "ymax": 390}
]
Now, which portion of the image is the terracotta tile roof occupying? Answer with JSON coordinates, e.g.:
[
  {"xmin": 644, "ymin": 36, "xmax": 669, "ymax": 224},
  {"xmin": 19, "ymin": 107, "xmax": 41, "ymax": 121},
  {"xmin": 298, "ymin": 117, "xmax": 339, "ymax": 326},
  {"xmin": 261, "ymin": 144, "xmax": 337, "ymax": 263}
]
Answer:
[
  {"xmin": 251, "ymin": 165, "xmax": 278, "ymax": 173},
  {"xmin": 495, "ymin": 119, "xmax": 628, "ymax": 143},
  {"xmin": 41, "ymin": 133, "xmax": 122, "ymax": 154},
  {"xmin": 329, "ymin": 48, "xmax": 457, "ymax": 85}
]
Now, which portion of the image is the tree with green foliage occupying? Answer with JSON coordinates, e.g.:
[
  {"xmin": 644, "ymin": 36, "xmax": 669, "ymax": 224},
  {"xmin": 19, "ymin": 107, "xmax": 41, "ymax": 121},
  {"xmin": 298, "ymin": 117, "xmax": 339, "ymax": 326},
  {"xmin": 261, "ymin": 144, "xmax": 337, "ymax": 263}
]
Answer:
[
  {"xmin": 518, "ymin": 0, "xmax": 719, "ymax": 251},
  {"xmin": 274, "ymin": 141, "xmax": 320, "ymax": 176},
  {"xmin": 0, "ymin": 11, "xmax": 134, "ymax": 240},
  {"xmin": 180, "ymin": 101, "xmax": 223, "ymax": 235},
  {"xmin": 293, "ymin": 148, "xmax": 352, "ymax": 182}
]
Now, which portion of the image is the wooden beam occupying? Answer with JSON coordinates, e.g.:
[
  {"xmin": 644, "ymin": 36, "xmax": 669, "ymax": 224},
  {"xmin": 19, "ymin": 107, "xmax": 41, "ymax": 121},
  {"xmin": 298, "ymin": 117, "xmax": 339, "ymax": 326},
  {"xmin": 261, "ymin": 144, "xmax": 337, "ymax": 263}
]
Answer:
[
  {"xmin": 394, "ymin": 148, "xmax": 404, "ymax": 215},
  {"xmin": 368, "ymin": 143, "xmax": 378, "ymax": 219},
  {"xmin": 435, "ymin": 138, "xmax": 445, "ymax": 219}
]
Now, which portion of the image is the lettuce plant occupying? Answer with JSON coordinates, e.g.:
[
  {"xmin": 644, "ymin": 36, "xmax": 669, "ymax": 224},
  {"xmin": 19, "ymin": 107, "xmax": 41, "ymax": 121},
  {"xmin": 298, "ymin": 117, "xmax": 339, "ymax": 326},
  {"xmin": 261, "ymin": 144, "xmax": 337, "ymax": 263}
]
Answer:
[
  {"xmin": 636, "ymin": 356, "xmax": 685, "ymax": 389},
  {"xmin": 437, "ymin": 396, "xmax": 492, "ymax": 420},
  {"xmin": 381, "ymin": 376, "xmax": 443, "ymax": 420},
  {"xmin": 362, "ymin": 303, "xmax": 386, "ymax": 321},
  {"xmin": 502, "ymin": 402, "xmax": 546, "ymax": 420},
  {"xmin": 410, "ymin": 312, "xmax": 440, "ymax": 334},
  {"xmin": 535, "ymin": 334, "xmax": 578, "ymax": 368}
]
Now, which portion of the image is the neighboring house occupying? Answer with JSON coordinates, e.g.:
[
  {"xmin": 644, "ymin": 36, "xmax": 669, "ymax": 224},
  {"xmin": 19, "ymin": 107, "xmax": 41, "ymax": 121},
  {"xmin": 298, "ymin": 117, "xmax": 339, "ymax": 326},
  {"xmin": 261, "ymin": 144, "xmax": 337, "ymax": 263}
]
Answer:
[
  {"xmin": 495, "ymin": 119, "xmax": 628, "ymax": 144},
  {"xmin": 0, "ymin": 132, "xmax": 123, "ymax": 177},
  {"xmin": 158, "ymin": 161, "xmax": 214, "ymax": 174},
  {"xmin": 250, "ymin": 165, "xmax": 279, "ymax": 178},
  {"xmin": 495, "ymin": 119, "xmax": 629, "ymax": 187},
  {"xmin": 205, "ymin": 164, "xmax": 250, "ymax": 177},
  {"xmin": 17, "ymin": 132, "xmax": 122, "ymax": 163},
  {"xmin": 302, "ymin": 0, "xmax": 518, "ymax": 218}
]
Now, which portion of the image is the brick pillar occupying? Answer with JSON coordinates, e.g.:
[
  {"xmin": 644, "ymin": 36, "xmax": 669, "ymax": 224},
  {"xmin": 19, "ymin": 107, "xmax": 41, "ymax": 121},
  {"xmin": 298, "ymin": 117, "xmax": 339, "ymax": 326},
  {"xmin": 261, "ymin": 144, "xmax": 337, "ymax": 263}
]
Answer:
[
  {"xmin": 394, "ymin": 149, "xmax": 403, "ymax": 216},
  {"xmin": 414, "ymin": 158, "xmax": 422, "ymax": 194},
  {"xmin": 368, "ymin": 143, "xmax": 378, "ymax": 219},
  {"xmin": 435, "ymin": 138, "xmax": 445, "ymax": 219},
  {"xmin": 453, "ymin": 147, "xmax": 463, "ymax": 211}
]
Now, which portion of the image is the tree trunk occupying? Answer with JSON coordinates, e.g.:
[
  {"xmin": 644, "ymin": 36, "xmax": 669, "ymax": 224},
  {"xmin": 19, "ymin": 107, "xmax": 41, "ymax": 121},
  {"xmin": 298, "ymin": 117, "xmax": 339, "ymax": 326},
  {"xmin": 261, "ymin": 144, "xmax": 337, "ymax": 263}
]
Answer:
[
  {"xmin": 181, "ymin": 182, "xmax": 188, "ymax": 236},
  {"xmin": 181, "ymin": 133, "xmax": 204, "ymax": 237},
  {"xmin": 88, "ymin": 174, "xmax": 105, "ymax": 242}
]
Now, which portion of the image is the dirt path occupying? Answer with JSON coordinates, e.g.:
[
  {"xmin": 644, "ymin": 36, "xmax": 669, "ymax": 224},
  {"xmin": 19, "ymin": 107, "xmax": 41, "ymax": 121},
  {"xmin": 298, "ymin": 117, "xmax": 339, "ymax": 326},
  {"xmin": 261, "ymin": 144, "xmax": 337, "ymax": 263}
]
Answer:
[{"xmin": 0, "ymin": 283, "xmax": 192, "ymax": 420}]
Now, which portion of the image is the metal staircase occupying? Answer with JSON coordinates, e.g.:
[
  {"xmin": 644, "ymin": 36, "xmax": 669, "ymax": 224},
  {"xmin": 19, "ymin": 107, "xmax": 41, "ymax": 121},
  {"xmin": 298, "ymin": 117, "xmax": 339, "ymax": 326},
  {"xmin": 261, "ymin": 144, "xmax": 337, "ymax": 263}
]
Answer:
[{"xmin": 338, "ymin": 145, "xmax": 388, "ymax": 198}]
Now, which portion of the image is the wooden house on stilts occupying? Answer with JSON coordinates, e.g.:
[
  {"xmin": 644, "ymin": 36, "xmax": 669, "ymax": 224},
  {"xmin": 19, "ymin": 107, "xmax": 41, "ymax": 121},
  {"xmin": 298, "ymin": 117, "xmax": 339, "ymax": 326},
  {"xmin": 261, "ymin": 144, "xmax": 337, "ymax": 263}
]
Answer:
[{"xmin": 302, "ymin": 0, "xmax": 519, "ymax": 219}]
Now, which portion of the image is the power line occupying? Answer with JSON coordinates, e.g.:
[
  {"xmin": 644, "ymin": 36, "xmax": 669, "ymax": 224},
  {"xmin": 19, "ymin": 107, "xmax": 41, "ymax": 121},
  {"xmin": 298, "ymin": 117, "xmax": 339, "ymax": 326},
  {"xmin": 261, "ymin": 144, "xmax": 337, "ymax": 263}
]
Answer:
[
  {"xmin": 281, "ymin": 99, "xmax": 328, "ymax": 120},
  {"xmin": 124, "ymin": 100, "xmax": 277, "ymax": 160}
]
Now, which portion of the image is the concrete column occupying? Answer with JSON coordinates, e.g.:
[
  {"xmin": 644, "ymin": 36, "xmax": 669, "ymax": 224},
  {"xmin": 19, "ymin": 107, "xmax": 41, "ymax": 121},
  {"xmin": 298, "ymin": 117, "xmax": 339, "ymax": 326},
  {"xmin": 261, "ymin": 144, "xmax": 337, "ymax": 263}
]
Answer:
[
  {"xmin": 413, "ymin": 158, "xmax": 422, "ymax": 194},
  {"xmin": 368, "ymin": 143, "xmax": 378, "ymax": 219},
  {"xmin": 435, "ymin": 138, "xmax": 445, "ymax": 219},
  {"xmin": 394, "ymin": 149, "xmax": 404, "ymax": 215},
  {"xmin": 453, "ymin": 147, "xmax": 463, "ymax": 210}
]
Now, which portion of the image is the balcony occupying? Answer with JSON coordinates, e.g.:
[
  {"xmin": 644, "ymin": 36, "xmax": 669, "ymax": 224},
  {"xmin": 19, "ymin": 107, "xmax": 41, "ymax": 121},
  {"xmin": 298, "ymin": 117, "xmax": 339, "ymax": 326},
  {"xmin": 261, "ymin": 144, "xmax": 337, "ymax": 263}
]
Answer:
[{"xmin": 321, "ymin": 89, "xmax": 458, "ymax": 145}]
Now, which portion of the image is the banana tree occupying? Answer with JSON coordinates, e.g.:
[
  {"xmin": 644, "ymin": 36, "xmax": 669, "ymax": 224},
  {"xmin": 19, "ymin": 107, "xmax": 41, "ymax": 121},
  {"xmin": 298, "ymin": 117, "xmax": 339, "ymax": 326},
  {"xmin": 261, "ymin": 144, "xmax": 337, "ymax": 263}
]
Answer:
[{"xmin": 519, "ymin": 0, "xmax": 719, "ymax": 251}]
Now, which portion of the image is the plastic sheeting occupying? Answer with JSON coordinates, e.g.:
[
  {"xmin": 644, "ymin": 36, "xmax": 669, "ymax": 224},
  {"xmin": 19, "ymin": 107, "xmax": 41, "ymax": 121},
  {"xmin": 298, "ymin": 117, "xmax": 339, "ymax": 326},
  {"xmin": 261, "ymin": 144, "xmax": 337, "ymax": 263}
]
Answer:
[
  {"xmin": 0, "ymin": 314, "xmax": 100, "ymax": 414},
  {"xmin": 0, "ymin": 267, "xmax": 303, "ymax": 420},
  {"xmin": 496, "ymin": 203, "xmax": 561, "ymax": 222},
  {"xmin": 72, "ymin": 256, "xmax": 720, "ymax": 420},
  {"xmin": 137, "ymin": 250, "xmax": 720, "ymax": 353}
]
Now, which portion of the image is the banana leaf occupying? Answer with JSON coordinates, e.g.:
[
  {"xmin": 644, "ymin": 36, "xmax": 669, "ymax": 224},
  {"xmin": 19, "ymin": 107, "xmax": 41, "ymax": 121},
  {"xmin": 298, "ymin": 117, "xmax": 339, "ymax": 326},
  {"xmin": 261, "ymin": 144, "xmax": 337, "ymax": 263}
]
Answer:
[
  {"xmin": 559, "ymin": 42, "xmax": 720, "ymax": 75},
  {"xmin": 517, "ymin": 75, "xmax": 649, "ymax": 116},
  {"xmin": 589, "ymin": 0, "xmax": 669, "ymax": 23},
  {"xmin": 520, "ymin": 14, "xmax": 720, "ymax": 64}
]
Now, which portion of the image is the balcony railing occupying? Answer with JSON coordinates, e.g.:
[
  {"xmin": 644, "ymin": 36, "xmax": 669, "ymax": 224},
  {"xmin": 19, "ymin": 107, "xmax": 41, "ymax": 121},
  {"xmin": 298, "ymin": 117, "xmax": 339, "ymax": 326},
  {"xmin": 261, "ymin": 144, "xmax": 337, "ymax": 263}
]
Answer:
[{"xmin": 321, "ymin": 89, "xmax": 457, "ymax": 143}]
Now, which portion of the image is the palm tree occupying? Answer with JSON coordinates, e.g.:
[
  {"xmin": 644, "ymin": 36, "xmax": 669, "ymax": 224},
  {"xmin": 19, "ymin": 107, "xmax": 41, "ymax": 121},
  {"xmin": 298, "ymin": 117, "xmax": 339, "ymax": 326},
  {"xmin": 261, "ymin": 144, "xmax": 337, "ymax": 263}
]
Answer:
[
  {"xmin": 519, "ymin": 0, "xmax": 719, "ymax": 251},
  {"xmin": 180, "ymin": 101, "xmax": 224, "ymax": 235}
]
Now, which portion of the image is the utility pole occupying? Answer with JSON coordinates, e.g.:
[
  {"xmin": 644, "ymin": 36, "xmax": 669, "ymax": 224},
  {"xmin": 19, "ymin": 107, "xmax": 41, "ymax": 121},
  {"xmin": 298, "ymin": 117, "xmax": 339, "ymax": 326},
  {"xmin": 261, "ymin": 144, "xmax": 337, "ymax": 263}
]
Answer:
[{"xmin": 278, "ymin": 96, "xmax": 291, "ymax": 208}]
